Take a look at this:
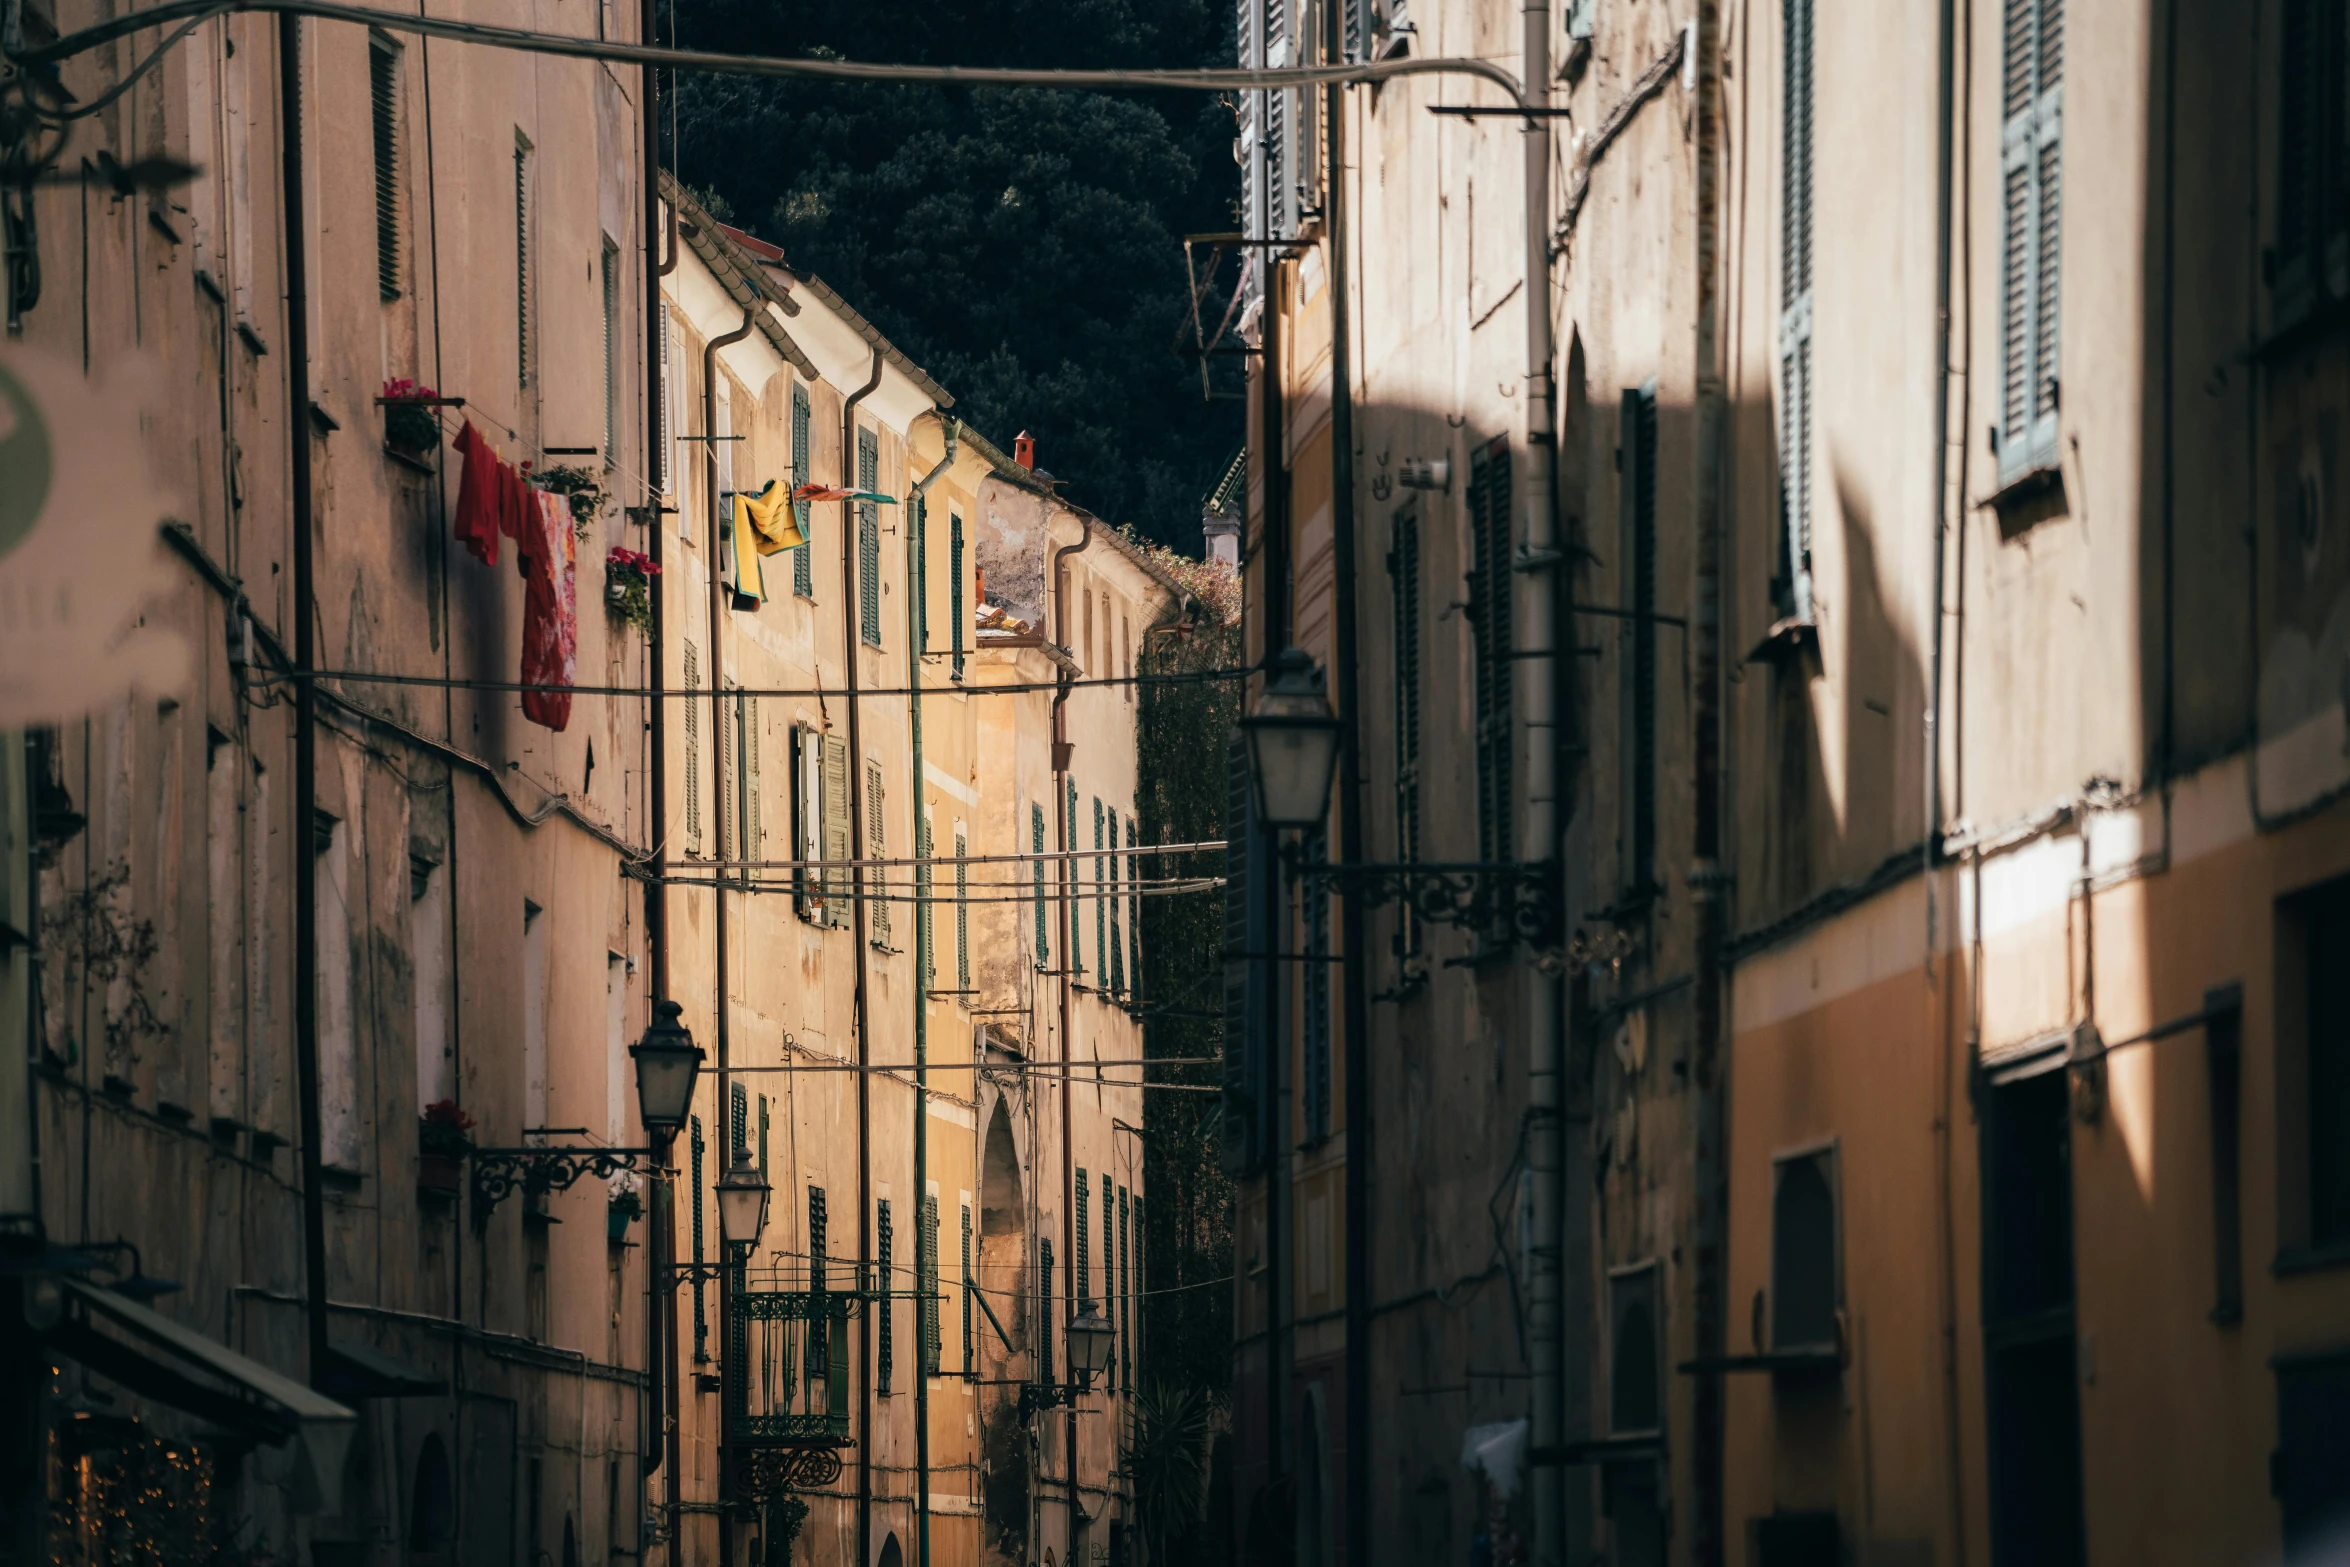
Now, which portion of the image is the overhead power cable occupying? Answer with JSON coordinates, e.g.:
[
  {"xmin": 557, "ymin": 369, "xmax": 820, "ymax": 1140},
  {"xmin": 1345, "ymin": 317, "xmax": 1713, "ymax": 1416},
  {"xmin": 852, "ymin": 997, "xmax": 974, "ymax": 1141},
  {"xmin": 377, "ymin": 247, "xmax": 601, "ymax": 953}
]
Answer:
[{"xmin": 263, "ymin": 664, "xmax": 1256, "ymax": 700}]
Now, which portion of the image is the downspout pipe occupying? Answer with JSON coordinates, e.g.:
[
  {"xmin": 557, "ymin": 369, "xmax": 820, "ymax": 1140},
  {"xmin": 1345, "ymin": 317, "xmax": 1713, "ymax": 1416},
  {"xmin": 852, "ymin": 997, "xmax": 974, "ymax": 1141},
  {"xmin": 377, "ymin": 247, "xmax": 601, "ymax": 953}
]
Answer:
[
  {"xmin": 1320, "ymin": 20, "xmax": 1378, "ymax": 1566},
  {"xmin": 1515, "ymin": 0, "xmax": 1563, "ymax": 1564},
  {"xmin": 1050, "ymin": 517, "xmax": 1095, "ymax": 1557},
  {"xmin": 906, "ymin": 413, "xmax": 959, "ymax": 1567},
  {"xmin": 279, "ymin": 6, "xmax": 332, "ymax": 1396},
  {"xmin": 1687, "ymin": 3, "xmax": 1729, "ymax": 1563},
  {"xmin": 839, "ymin": 346, "xmax": 885, "ymax": 1567},
  {"xmin": 702, "ymin": 298, "xmax": 756, "ymax": 1553},
  {"xmin": 1252, "ymin": 254, "xmax": 1290, "ymax": 1534}
]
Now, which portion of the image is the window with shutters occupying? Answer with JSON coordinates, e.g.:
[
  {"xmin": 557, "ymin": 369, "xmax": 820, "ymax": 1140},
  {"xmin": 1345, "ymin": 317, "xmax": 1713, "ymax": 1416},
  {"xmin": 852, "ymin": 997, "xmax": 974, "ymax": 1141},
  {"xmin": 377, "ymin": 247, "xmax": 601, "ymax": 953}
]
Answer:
[
  {"xmin": 683, "ymin": 642, "xmax": 703, "ymax": 856},
  {"xmin": 1039, "ymin": 1238, "xmax": 1055, "ymax": 1380},
  {"xmin": 1466, "ymin": 438, "xmax": 1515, "ymax": 876},
  {"xmin": 858, "ymin": 427, "xmax": 883, "ymax": 647},
  {"xmin": 950, "ymin": 513, "xmax": 967, "ymax": 679},
  {"xmin": 1067, "ymin": 779, "xmax": 1083, "ymax": 976},
  {"xmin": 913, "ymin": 496, "xmax": 931, "ymax": 650},
  {"xmin": 1076, "ymin": 1170, "xmax": 1091, "ymax": 1302},
  {"xmin": 1126, "ymin": 816, "xmax": 1142, "ymax": 1003},
  {"xmin": 921, "ymin": 1193, "xmax": 941, "ymax": 1376},
  {"xmin": 1778, "ymin": 0, "xmax": 1816, "ymax": 619},
  {"xmin": 2275, "ymin": 0, "xmax": 2350, "ymax": 329},
  {"xmin": 1237, "ymin": 0, "xmax": 1298, "ymax": 274},
  {"xmin": 866, "ymin": 759, "xmax": 892, "ymax": 949},
  {"xmin": 807, "ymin": 1184, "xmax": 831, "ymax": 1376},
  {"xmin": 1997, "ymin": 0, "xmax": 2063, "ymax": 482},
  {"xmin": 877, "ymin": 1198, "xmax": 894, "ymax": 1394},
  {"xmin": 794, "ymin": 725, "xmax": 821, "ymax": 922},
  {"xmin": 368, "ymin": 36, "xmax": 401, "ymax": 301},
  {"xmin": 717, "ymin": 679, "xmax": 735, "ymax": 864},
  {"xmin": 1095, "ymin": 796, "xmax": 1111, "ymax": 990},
  {"xmin": 514, "ymin": 132, "xmax": 533, "ymax": 389},
  {"xmin": 1303, "ymin": 825, "xmax": 1331, "ymax": 1140},
  {"xmin": 730, "ymin": 1081, "xmax": 749, "ymax": 1162},
  {"xmin": 716, "ymin": 376, "xmax": 735, "ymax": 515},
  {"xmin": 822, "ymin": 735, "xmax": 852, "ymax": 928},
  {"xmin": 793, "ymin": 384, "xmax": 815, "ymax": 599},
  {"xmin": 960, "ymin": 1201, "xmax": 974, "ymax": 1377},
  {"xmin": 661, "ymin": 310, "xmax": 681, "ymax": 510},
  {"xmin": 690, "ymin": 1115, "xmax": 709, "ymax": 1360},
  {"xmin": 1099, "ymin": 1172, "xmax": 1115, "ymax": 1383},
  {"xmin": 601, "ymin": 239, "xmax": 620, "ymax": 466},
  {"xmin": 1117, "ymin": 1184, "xmax": 1132, "ymax": 1391},
  {"xmin": 917, "ymin": 810, "xmax": 934, "ymax": 988},
  {"xmin": 1621, "ymin": 386, "xmax": 1658, "ymax": 897},
  {"xmin": 954, "ymin": 823, "xmax": 971, "ymax": 989},
  {"xmin": 1389, "ymin": 504, "xmax": 1423, "ymax": 961},
  {"xmin": 731, "ymin": 687, "xmax": 761, "ymax": 876},
  {"xmin": 1032, "ymin": 804, "xmax": 1050, "ymax": 966}
]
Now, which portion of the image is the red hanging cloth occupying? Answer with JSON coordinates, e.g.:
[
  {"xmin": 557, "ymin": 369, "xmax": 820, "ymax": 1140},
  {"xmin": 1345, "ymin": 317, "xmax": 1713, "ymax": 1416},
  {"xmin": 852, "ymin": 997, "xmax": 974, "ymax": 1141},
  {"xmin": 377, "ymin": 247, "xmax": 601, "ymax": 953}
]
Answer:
[
  {"xmin": 514, "ymin": 488, "xmax": 577, "ymax": 731},
  {"xmin": 451, "ymin": 423, "xmax": 505, "ymax": 567}
]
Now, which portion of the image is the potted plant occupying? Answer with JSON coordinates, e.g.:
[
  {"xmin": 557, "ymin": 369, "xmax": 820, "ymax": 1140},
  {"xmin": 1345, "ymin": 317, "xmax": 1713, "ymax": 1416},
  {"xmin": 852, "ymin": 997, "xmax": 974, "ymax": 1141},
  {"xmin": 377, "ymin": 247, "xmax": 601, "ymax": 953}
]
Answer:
[
  {"xmin": 608, "ymin": 1175, "xmax": 645, "ymax": 1243},
  {"xmin": 605, "ymin": 546, "xmax": 660, "ymax": 631},
  {"xmin": 533, "ymin": 463, "xmax": 612, "ymax": 539},
  {"xmin": 380, "ymin": 378, "xmax": 445, "ymax": 458},
  {"xmin": 418, "ymin": 1100, "xmax": 475, "ymax": 1199}
]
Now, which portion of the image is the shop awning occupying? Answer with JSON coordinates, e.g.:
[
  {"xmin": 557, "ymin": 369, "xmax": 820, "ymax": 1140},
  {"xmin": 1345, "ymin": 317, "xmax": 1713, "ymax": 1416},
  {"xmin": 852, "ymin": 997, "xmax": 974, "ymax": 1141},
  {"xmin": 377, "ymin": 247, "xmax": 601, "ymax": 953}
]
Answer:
[{"xmin": 48, "ymin": 1278, "xmax": 358, "ymax": 1513}]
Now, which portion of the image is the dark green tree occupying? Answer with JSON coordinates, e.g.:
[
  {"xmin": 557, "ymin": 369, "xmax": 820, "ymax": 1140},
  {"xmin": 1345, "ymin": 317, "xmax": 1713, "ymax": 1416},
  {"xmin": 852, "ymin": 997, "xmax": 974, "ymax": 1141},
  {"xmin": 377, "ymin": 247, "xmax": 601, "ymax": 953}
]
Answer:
[{"xmin": 669, "ymin": 0, "xmax": 1243, "ymax": 548}]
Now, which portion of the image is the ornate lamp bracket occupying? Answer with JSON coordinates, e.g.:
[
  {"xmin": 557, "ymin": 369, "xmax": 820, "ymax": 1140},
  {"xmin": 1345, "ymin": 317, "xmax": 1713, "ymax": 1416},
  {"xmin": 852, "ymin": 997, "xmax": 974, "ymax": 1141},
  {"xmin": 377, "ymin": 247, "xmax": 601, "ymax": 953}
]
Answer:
[{"xmin": 469, "ymin": 1146, "xmax": 652, "ymax": 1223}]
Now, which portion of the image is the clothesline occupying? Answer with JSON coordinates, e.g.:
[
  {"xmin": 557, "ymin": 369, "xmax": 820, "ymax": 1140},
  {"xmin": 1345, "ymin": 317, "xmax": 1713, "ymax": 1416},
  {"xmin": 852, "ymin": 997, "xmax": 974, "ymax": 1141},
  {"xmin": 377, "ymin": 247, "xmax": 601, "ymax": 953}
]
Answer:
[{"xmin": 275, "ymin": 665, "xmax": 1253, "ymax": 699}]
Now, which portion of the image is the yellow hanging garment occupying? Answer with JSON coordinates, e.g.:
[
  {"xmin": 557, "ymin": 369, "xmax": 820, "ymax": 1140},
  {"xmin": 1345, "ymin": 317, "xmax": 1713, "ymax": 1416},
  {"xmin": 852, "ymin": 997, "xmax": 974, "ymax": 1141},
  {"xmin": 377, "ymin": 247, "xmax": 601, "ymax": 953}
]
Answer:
[{"xmin": 738, "ymin": 478, "xmax": 805, "ymax": 554}]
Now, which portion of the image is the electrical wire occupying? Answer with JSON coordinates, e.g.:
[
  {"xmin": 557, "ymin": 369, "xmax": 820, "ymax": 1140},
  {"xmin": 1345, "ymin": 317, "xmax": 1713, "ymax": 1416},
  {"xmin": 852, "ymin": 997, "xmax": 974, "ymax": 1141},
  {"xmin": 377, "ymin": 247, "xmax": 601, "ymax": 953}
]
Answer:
[{"xmin": 260, "ymin": 664, "xmax": 1255, "ymax": 700}]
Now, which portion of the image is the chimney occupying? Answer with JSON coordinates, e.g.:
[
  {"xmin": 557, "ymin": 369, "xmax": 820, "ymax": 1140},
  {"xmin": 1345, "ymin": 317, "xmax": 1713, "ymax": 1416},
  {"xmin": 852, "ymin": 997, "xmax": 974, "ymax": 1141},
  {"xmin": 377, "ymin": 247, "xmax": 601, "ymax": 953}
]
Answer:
[
  {"xmin": 1013, "ymin": 431, "xmax": 1036, "ymax": 470},
  {"xmin": 1203, "ymin": 515, "xmax": 1241, "ymax": 566}
]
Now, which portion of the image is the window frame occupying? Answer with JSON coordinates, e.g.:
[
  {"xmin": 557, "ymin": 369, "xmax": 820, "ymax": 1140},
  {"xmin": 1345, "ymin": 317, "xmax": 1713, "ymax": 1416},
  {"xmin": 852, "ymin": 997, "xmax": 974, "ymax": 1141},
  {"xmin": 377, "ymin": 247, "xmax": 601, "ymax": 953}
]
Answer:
[
  {"xmin": 1768, "ymin": 1137, "xmax": 1843, "ymax": 1354},
  {"xmin": 1995, "ymin": 0, "xmax": 2064, "ymax": 484}
]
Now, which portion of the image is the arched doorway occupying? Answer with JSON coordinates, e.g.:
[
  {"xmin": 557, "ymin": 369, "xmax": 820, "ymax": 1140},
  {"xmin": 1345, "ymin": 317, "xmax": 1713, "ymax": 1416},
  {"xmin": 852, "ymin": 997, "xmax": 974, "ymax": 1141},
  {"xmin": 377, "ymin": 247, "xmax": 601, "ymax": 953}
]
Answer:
[
  {"xmin": 408, "ymin": 1433, "xmax": 454, "ymax": 1554},
  {"xmin": 979, "ymin": 1098, "xmax": 1027, "ymax": 1358}
]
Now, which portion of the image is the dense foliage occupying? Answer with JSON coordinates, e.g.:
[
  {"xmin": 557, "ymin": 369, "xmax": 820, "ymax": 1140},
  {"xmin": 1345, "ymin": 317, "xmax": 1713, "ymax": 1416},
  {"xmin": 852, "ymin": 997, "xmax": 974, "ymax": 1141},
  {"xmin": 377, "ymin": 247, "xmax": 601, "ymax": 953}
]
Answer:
[
  {"xmin": 1134, "ymin": 547, "xmax": 1240, "ymax": 1419},
  {"xmin": 668, "ymin": 0, "xmax": 1245, "ymax": 549}
]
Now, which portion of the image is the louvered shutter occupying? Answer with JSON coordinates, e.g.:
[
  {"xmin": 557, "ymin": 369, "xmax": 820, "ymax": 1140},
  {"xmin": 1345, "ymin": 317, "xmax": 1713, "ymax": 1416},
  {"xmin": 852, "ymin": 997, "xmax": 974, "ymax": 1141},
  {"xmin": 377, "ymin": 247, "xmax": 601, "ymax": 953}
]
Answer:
[
  {"xmin": 683, "ymin": 641, "xmax": 703, "ymax": 855},
  {"xmin": 1032, "ymin": 804, "xmax": 1050, "ymax": 964},
  {"xmin": 1076, "ymin": 1170, "xmax": 1090, "ymax": 1301},
  {"xmin": 1997, "ymin": 0, "xmax": 2063, "ymax": 479},
  {"xmin": 960, "ymin": 1202, "xmax": 974, "ymax": 1376},
  {"xmin": 1067, "ymin": 779, "xmax": 1082, "ymax": 975},
  {"xmin": 1126, "ymin": 815, "xmax": 1142, "ymax": 1001},
  {"xmin": 822, "ymin": 735, "xmax": 851, "ymax": 928},
  {"xmin": 660, "ymin": 311, "xmax": 678, "ymax": 508},
  {"xmin": 950, "ymin": 514, "xmax": 966, "ymax": 679},
  {"xmin": 369, "ymin": 38, "xmax": 400, "ymax": 300},
  {"xmin": 916, "ymin": 811, "xmax": 934, "ymax": 988},
  {"xmin": 955, "ymin": 826, "xmax": 971, "ymax": 988},
  {"xmin": 1099, "ymin": 1173, "xmax": 1116, "ymax": 1382},
  {"xmin": 1778, "ymin": 0, "xmax": 1816, "ymax": 618},
  {"xmin": 866, "ymin": 759, "xmax": 891, "ymax": 947},
  {"xmin": 1621, "ymin": 387, "xmax": 1659, "ymax": 894},
  {"xmin": 1389, "ymin": 506, "xmax": 1422, "ymax": 958},
  {"xmin": 514, "ymin": 140, "xmax": 532, "ymax": 388},
  {"xmin": 793, "ymin": 385, "xmax": 815, "ymax": 597},
  {"xmin": 743, "ymin": 694, "xmax": 762, "ymax": 870},
  {"xmin": 858, "ymin": 429, "xmax": 883, "ymax": 647},
  {"xmin": 795, "ymin": 726, "xmax": 819, "ymax": 920},
  {"xmin": 1468, "ymin": 439, "xmax": 1514, "ymax": 875},
  {"xmin": 602, "ymin": 242, "xmax": 620, "ymax": 465},
  {"xmin": 1221, "ymin": 733, "xmax": 1267, "ymax": 1175},
  {"xmin": 877, "ymin": 1199, "xmax": 894, "ymax": 1393},
  {"xmin": 921, "ymin": 1194, "xmax": 941, "ymax": 1375},
  {"xmin": 1094, "ymin": 796, "xmax": 1109, "ymax": 988}
]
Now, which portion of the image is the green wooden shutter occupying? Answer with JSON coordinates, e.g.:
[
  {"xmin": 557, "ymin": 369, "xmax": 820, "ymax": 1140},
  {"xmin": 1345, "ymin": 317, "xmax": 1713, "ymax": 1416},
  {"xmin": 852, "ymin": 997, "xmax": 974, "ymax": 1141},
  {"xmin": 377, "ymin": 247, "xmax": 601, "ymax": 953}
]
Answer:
[
  {"xmin": 950, "ymin": 514, "xmax": 967, "ymax": 680},
  {"xmin": 683, "ymin": 642, "xmax": 703, "ymax": 856},
  {"xmin": 877, "ymin": 1199, "xmax": 893, "ymax": 1394},
  {"xmin": 369, "ymin": 38, "xmax": 401, "ymax": 300},
  {"xmin": 858, "ymin": 428, "xmax": 882, "ymax": 647},
  {"xmin": 1099, "ymin": 1172, "xmax": 1115, "ymax": 1383},
  {"xmin": 922, "ymin": 1194, "xmax": 941, "ymax": 1376},
  {"xmin": 1117, "ymin": 1184, "xmax": 1131, "ymax": 1391},
  {"xmin": 1032, "ymin": 804, "xmax": 1049, "ymax": 965},
  {"xmin": 1126, "ymin": 816, "xmax": 1141, "ymax": 1002},
  {"xmin": 913, "ymin": 496, "xmax": 930, "ymax": 650},
  {"xmin": 956, "ymin": 827, "xmax": 971, "ymax": 988},
  {"xmin": 960, "ymin": 1201, "xmax": 974, "ymax": 1377},
  {"xmin": 1067, "ymin": 779, "xmax": 1083, "ymax": 976},
  {"xmin": 792, "ymin": 384, "xmax": 814, "ymax": 598},
  {"xmin": 917, "ymin": 811, "xmax": 934, "ymax": 988},
  {"xmin": 690, "ymin": 1115, "xmax": 708, "ymax": 1358},
  {"xmin": 1039, "ymin": 1238, "xmax": 1055, "ymax": 1381},
  {"xmin": 1779, "ymin": 0, "xmax": 1816, "ymax": 618},
  {"xmin": 1076, "ymin": 1169, "xmax": 1090, "ymax": 1302},
  {"xmin": 1095, "ymin": 796, "xmax": 1109, "ymax": 989},
  {"xmin": 1998, "ymin": 0, "xmax": 2063, "ymax": 479},
  {"xmin": 866, "ymin": 759, "xmax": 891, "ymax": 948}
]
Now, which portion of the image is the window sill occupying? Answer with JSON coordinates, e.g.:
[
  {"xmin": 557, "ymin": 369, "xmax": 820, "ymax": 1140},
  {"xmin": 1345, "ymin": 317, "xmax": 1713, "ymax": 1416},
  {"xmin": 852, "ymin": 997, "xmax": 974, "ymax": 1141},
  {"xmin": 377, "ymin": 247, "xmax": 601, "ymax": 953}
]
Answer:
[
  {"xmin": 1982, "ymin": 461, "xmax": 2068, "ymax": 537},
  {"xmin": 2273, "ymin": 1239, "xmax": 2350, "ymax": 1278}
]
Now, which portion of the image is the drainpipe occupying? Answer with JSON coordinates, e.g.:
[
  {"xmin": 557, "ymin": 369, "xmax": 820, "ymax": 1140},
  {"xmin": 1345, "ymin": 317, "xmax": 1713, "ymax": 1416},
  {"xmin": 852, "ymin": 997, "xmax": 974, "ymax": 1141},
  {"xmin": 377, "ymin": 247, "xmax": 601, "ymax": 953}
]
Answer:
[
  {"xmin": 839, "ymin": 346, "xmax": 885, "ymax": 1567},
  {"xmin": 1687, "ymin": 2, "xmax": 1729, "ymax": 1562},
  {"xmin": 1320, "ymin": 4, "xmax": 1377, "ymax": 1559},
  {"xmin": 278, "ymin": 8, "xmax": 332, "ymax": 1399},
  {"xmin": 702, "ymin": 299, "xmax": 756, "ymax": 1555},
  {"xmin": 907, "ymin": 413, "xmax": 960, "ymax": 1567},
  {"xmin": 1253, "ymin": 254, "xmax": 1291, "ymax": 1539},
  {"xmin": 639, "ymin": 28, "xmax": 676, "ymax": 1559},
  {"xmin": 1050, "ymin": 514, "xmax": 1095, "ymax": 1558},
  {"xmin": 1515, "ymin": 0, "xmax": 1564, "ymax": 1561}
]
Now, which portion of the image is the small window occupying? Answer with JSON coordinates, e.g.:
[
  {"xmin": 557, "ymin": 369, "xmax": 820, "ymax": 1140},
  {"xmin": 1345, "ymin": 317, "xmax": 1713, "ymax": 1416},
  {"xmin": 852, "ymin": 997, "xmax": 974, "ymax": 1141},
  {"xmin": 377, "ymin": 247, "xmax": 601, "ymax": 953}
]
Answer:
[
  {"xmin": 2280, "ymin": 875, "xmax": 2350, "ymax": 1260},
  {"xmin": 1770, "ymin": 1145, "xmax": 1840, "ymax": 1351},
  {"xmin": 1608, "ymin": 1262, "xmax": 1661, "ymax": 1435},
  {"xmin": 368, "ymin": 36, "xmax": 402, "ymax": 301}
]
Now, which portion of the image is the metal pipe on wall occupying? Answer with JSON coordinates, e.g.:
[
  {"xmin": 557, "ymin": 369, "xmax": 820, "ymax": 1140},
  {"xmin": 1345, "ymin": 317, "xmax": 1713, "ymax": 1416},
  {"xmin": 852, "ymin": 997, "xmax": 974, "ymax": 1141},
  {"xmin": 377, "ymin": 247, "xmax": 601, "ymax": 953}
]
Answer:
[
  {"xmin": 278, "ymin": 5, "xmax": 332, "ymax": 1397},
  {"xmin": 839, "ymin": 347, "xmax": 885, "ymax": 1567}
]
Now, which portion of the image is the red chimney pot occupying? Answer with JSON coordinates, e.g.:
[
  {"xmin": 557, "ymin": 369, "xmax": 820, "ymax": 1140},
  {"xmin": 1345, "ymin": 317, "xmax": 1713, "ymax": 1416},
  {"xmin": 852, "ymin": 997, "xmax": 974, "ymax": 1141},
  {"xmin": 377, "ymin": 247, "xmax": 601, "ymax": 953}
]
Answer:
[{"xmin": 1013, "ymin": 431, "xmax": 1037, "ymax": 470}]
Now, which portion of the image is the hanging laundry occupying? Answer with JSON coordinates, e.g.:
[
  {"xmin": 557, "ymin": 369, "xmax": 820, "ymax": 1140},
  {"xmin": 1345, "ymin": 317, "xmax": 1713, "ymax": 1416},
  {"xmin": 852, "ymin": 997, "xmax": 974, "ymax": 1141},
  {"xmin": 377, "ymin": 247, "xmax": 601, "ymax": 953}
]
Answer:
[
  {"xmin": 723, "ymin": 497, "xmax": 763, "ymax": 610},
  {"xmin": 452, "ymin": 423, "xmax": 506, "ymax": 566},
  {"xmin": 739, "ymin": 478, "xmax": 806, "ymax": 553},
  {"xmin": 515, "ymin": 486, "xmax": 577, "ymax": 731},
  {"xmin": 790, "ymin": 481, "xmax": 895, "ymax": 506}
]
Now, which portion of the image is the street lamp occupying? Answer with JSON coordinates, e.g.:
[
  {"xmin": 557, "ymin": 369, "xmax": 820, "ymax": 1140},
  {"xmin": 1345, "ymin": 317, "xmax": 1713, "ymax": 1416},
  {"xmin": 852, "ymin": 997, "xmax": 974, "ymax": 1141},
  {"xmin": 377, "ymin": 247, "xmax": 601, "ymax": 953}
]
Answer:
[
  {"xmin": 629, "ymin": 1000, "xmax": 704, "ymax": 1138},
  {"xmin": 1241, "ymin": 646, "xmax": 1341, "ymax": 830},
  {"xmin": 715, "ymin": 1153, "xmax": 771, "ymax": 1250},
  {"xmin": 1067, "ymin": 1299, "xmax": 1114, "ymax": 1388}
]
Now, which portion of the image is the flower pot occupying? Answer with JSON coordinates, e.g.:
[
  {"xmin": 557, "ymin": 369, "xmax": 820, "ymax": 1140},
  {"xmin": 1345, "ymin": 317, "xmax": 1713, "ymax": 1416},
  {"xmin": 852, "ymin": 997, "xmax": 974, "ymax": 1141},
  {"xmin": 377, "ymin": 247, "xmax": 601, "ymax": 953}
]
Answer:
[
  {"xmin": 608, "ymin": 1207, "xmax": 635, "ymax": 1243},
  {"xmin": 605, "ymin": 578, "xmax": 633, "ymax": 613},
  {"xmin": 418, "ymin": 1152, "xmax": 462, "ymax": 1199}
]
